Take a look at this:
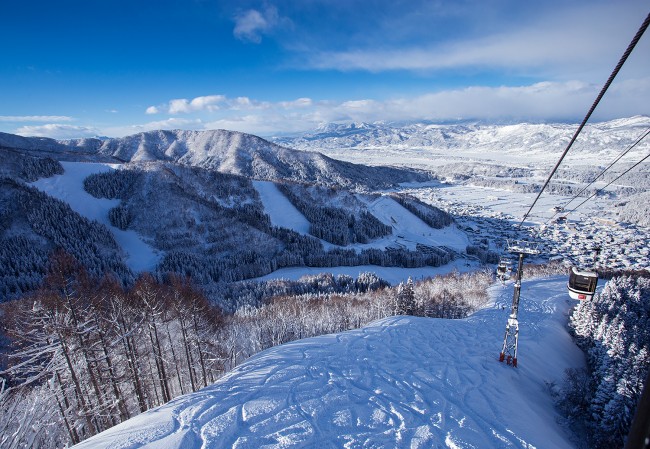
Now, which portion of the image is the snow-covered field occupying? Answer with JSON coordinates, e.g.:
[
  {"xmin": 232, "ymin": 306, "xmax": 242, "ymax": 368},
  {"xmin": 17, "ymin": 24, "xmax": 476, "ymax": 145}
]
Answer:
[
  {"xmin": 403, "ymin": 181, "xmax": 650, "ymax": 270},
  {"xmin": 73, "ymin": 276, "xmax": 584, "ymax": 449},
  {"xmin": 253, "ymin": 259, "xmax": 479, "ymax": 286},
  {"xmin": 31, "ymin": 162, "xmax": 162, "ymax": 272}
]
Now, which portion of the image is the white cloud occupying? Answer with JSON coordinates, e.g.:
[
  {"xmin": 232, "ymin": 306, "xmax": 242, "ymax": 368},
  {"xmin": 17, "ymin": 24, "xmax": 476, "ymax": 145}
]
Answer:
[
  {"xmin": 233, "ymin": 6, "xmax": 288, "ymax": 43},
  {"xmin": 302, "ymin": 3, "xmax": 649, "ymax": 81},
  {"xmin": 233, "ymin": 10, "xmax": 267, "ymax": 43},
  {"xmin": 168, "ymin": 99, "xmax": 191, "ymax": 114},
  {"xmin": 397, "ymin": 79, "xmax": 650, "ymax": 123},
  {"xmin": 0, "ymin": 115, "xmax": 74, "ymax": 122},
  {"xmin": 204, "ymin": 114, "xmax": 312, "ymax": 136},
  {"xmin": 163, "ymin": 95, "xmax": 226, "ymax": 114},
  {"xmin": 189, "ymin": 95, "xmax": 226, "ymax": 111},
  {"xmin": 103, "ymin": 79, "xmax": 649, "ymax": 138},
  {"xmin": 231, "ymin": 96, "xmax": 271, "ymax": 110},
  {"xmin": 196, "ymin": 79, "xmax": 650, "ymax": 135},
  {"xmin": 279, "ymin": 98, "xmax": 313, "ymax": 109},
  {"xmin": 304, "ymin": 81, "xmax": 596, "ymax": 124},
  {"xmin": 154, "ymin": 94, "xmax": 274, "ymax": 114},
  {"xmin": 15, "ymin": 124, "xmax": 99, "ymax": 139}
]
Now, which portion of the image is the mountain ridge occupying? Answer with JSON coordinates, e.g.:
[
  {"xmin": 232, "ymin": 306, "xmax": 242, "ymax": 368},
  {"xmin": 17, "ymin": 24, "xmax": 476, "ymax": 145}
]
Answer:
[{"xmin": 0, "ymin": 129, "xmax": 430, "ymax": 189}]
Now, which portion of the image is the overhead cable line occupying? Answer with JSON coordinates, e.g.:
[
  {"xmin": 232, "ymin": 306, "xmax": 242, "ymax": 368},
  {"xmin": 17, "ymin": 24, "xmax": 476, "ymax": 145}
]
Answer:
[
  {"xmin": 519, "ymin": 12, "xmax": 650, "ymax": 227},
  {"xmin": 564, "ymin": 150, "xmax": 650, "ymax": 215},
  {"xmin": 545, "ymin": 127, "xmax": 650, "ymax": 224}
]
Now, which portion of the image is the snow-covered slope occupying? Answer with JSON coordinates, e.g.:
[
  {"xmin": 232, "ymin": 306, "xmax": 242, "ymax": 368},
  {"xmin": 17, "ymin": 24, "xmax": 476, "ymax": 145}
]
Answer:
[
  {"xmin": 252, "ymin": 180, "xmax": 312, "ymax": 235},
  {"xmin": 253, "ymin": 180, "xmax": 469, "ymax": 253},
  {"xmin": 73, "ymin": 276, "xmax": 583, "ymax": 449},
  {"xmin": 30, "ymin": 162, "xmax": 161, "ymax": 272}
]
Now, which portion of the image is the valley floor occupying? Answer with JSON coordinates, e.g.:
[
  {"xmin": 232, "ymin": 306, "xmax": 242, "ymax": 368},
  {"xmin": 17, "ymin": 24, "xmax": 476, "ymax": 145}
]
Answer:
[{"xmin": 73, "ymin": 276, "xmax": 584, "ymax": 449}]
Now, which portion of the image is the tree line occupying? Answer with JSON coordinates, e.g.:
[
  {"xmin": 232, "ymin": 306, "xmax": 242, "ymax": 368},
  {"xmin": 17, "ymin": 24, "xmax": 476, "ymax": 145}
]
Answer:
[{"xmin": 0, "ymin": 252, "xmax": 223, "ymax": 448}]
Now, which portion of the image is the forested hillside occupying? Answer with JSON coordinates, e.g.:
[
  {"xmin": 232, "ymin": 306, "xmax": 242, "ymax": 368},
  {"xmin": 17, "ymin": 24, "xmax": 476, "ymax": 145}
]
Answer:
[
  {"xmin": 82, "ymin": 163, "xmax": 453, "ymax": 297},
  {"xmin": 276, "ymin": 183, "xmax": 393, "ymax": 245},
  {"xmin": 0, "ymin": 152, "xmax": 459, "ymax": 303},
  {"xmin": 0, "ymin": 177, "xmax": 132, "ymax": 299}
]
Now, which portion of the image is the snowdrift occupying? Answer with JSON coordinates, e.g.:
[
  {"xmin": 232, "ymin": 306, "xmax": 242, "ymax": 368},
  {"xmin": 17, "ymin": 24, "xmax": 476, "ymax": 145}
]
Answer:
[{"xmin": 73, "ymin": 277, "xmax": 583, "ymax": 448}]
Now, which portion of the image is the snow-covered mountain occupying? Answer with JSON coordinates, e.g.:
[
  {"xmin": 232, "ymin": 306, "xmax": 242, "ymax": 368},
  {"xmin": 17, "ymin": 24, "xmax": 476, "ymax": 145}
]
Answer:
[
  {"xmin": 0, "ymin": 155, "xmax": 463, "ymax": 303},
  {"xmin": 0, "ymin": 129, "xmax": 429, "ymax": 190},
  {"xmin": 272, "ymin": 116, "xmax": 650, "ymax": 167},
  {"xmin": 72, "ymin": 276, "xmax": 583, "ymax": 449}
]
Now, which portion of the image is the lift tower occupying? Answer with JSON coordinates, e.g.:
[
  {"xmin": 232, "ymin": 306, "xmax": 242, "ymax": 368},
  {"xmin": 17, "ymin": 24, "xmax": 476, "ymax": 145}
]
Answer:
[{"xmin": 498, "ymin": 240, "xmax": 539, "ymax": 368}]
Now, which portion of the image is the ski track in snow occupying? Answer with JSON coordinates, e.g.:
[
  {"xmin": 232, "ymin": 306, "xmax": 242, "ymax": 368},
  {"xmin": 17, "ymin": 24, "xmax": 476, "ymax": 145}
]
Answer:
[
  {"xmin": 31, "ymin": 161, "xmax": 161, "ymax": 273},
  {"xmin": 74, "ymin": 276, "xmax": 584, "ymax": 449}
]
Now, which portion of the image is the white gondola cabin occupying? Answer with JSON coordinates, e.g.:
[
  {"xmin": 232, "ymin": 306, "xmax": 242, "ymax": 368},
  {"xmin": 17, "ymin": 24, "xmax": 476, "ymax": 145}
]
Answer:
[{"xmin": 567, "ymin": 266, "xmax": 598, "ymax": 301}]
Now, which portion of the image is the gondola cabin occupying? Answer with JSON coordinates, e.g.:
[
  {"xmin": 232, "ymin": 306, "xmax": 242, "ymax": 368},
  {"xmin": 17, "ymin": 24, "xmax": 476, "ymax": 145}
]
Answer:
[{"xmin": 567, "ymin": 266, "xmax": 598, "ymax": 300}]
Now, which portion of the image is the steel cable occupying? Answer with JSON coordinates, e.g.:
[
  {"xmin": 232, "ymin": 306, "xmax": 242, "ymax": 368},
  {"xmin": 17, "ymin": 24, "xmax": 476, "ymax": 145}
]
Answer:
[
  {"xmin": 519, "ymin": 12, "xmax": 650, "ymax": 227},
  {"xmin": 565, "ymin": 150, "xmax": 650, "ymax": 215},
  {"xmin": 544, "ymin": 126, "xmax": 650, "ymax": 224}
]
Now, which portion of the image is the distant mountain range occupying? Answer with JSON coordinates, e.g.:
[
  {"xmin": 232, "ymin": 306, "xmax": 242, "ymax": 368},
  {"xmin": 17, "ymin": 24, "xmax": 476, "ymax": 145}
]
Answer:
[{"xmin": 272, "ymin": 116, "xmax": 650, "ymax": 161}]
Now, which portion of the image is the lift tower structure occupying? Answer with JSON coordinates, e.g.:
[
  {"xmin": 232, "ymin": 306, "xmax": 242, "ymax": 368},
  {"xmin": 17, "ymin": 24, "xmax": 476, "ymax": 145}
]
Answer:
[{"xmin": 498, "ymin": 240, "xmax": 539, "ymax": 368}]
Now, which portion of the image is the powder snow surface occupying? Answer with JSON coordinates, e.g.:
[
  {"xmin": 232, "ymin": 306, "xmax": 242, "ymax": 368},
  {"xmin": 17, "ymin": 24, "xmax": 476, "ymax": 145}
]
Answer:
[
  {"xmin": 74, "ymin": 276, "xmax": 583, "ymax": 449},
  {"xmin": 30, "ymin": 161, "xmax": 161, "ymax": 272}
]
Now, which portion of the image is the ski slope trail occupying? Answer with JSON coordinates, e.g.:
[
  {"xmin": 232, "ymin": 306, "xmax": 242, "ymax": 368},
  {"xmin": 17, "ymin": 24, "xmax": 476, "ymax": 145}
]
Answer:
[
  {"xmin": 252, "ymin": 180, "xmax": 311, "ymax": 234},
  {"xmin": 74, "ymin": 276, "xmax": 584, "ymax": 449},
  {"xmin": 364, "ymin": 195, "xmax": 468, "ymax": 252},
  {"xmin": 30, "ymin": 161, "xmax": 161, "ymax": 272}
]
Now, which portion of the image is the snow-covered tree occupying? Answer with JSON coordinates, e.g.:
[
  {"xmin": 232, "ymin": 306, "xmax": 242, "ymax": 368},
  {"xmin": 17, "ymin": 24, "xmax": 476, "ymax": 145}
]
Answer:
[
  {"xmin": 395, "ymin": 277, "xmax": 416, "ymax": 315},
  {"xmin": 566, "ymin": 274, "xmax": 650, "ymax": 448}
]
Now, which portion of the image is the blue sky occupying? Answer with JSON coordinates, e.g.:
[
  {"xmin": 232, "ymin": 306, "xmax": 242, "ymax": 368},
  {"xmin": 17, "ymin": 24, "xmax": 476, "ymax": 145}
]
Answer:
[{"xmin": 1, "ymin": 0, "xmax": 648, "ymax": 139}]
